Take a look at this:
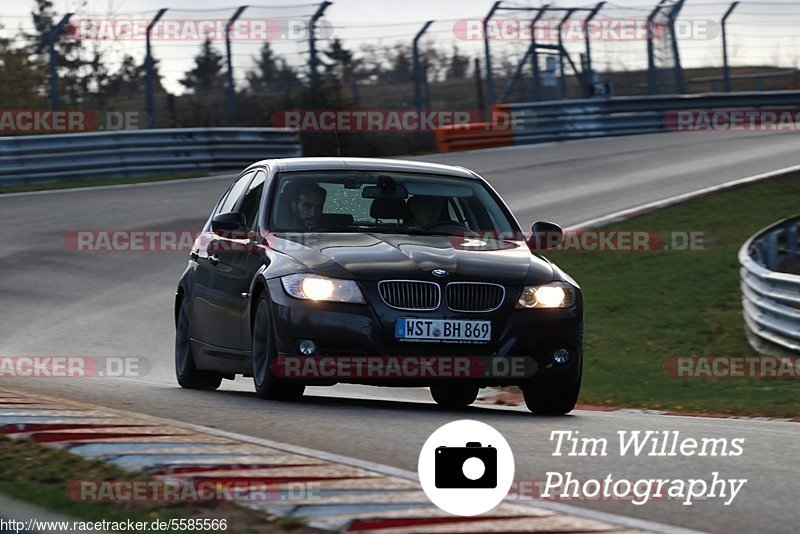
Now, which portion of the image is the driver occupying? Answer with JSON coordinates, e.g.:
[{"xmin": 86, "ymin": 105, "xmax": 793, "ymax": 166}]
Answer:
[
  {"xmin": 288, "ymin": 183, "xmax": 326, "ymax": 230},
  {"xmin": 407, "ymin": 195, "xmax": 449, "ymax": 229}
]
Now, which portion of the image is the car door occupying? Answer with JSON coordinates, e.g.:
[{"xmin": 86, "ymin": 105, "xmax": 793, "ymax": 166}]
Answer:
[
  {"xmin": 191, "ymin": 170, "xmax": 255, "ymax": 346},
  {"xmin": 204, "ymin": 168, "xmax": 267, "ymax": 351}
]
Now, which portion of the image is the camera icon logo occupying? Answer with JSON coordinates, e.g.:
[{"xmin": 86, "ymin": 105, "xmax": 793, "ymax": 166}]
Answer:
[
  {"xmin": 418, "ymin": 420, "xmax": 515, "ymax": 516},
  {"xmin": 435, "ymin": 442, "xmax": 497, "ymax": 489}
]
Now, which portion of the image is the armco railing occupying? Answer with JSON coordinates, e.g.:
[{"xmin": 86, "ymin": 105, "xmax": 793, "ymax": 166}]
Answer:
[
  {"xmin": 436, "ymin": 90, "xmax": 800, "ymax": 151},
  {"xmin": 0, "ymin": 128, "xmax": 302, "ymax": 185},
  {"xmin": 434, "ymin": 121, "xmax": 513, "ymax": 152},
  {"xmin": 739, "ymin": 215, "xmax": 800, "ymax": 356}
]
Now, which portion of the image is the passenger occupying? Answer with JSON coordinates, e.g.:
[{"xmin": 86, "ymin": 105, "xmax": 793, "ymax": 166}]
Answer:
[{"xmin": 407, "ymin": 195, "xmax": 449, "ymax": 229}]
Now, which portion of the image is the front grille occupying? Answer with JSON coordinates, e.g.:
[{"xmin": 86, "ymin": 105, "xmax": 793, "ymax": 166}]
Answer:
[
  {"xmin": 446, "ymin": 282, "xmax": 505, "ymax": 312},
  {"xmin": 378, "ymin": 280, "xmax": 440, "ymax": 311}
]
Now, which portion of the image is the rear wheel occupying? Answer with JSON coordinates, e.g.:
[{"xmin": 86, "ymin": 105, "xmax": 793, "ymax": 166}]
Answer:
[
  {"xmin": 175, "ymin": 297, "xmax": 223, "ymax": 390},
  {"xmin": 430, "ymin": 385, "xmax": 479, "ymax": 408},
  {"xmin": 252, "ymin": 295, "xmax": 305, "ymax": 400},
  {"xmin": 522, "ymin": 378, "xmax": 580, "ymax": 415}
]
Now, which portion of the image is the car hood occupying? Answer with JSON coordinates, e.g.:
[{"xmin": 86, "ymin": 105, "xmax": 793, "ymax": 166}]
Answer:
[{"xmin": 269, "ymin": 232, "xmax": 554, "ymax": 285}]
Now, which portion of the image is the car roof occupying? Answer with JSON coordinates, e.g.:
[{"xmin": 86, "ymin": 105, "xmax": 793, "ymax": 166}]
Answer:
[{"xmin": 247, "ymin": 157, "xmax": 480, "ymax": 180}]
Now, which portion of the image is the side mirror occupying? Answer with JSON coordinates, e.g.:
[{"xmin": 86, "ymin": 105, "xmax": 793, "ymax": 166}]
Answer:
[
  {"xmin": 528, "ymin": 221, "xmax": 563, "ymax": 250},
  {"xmin": 211, "ymin": 212, "xmax": 247, "ymax": 237}
]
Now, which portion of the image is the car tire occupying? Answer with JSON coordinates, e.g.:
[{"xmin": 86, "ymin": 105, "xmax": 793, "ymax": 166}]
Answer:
[
  {"xmin": 252, "ymin": 294, "xmax": 305, "ymax": 400},
  {"xmin": 522, "ymin": 378, "xmax": 580, "ymax": 415},
  {"xmin": 175, "ymin": 297, "xmax": 223, "ymax": 390},
  {"xmin": 430, "ymin": 385, "xmax": 479, "ymax": 408}
]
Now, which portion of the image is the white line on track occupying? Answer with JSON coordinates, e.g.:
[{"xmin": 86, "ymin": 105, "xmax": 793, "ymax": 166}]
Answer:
[
  {"xmin": 565, "ymin": 164, "xmax": 800, "ymax": 230},
  {"xmin": 0, "ymin": 173, "xmax": 236, "ymax": 199}
]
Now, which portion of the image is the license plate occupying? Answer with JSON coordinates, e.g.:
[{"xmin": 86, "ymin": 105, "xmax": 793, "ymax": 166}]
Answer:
[{"xmin": 395, "ymin": 318, "xmax": 491, "ymax": 343}]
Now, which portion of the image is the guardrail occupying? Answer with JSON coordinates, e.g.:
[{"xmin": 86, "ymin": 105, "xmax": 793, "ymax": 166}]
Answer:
[
  {"xmin": 434, "ymin": 121, "xmax": 513, "ymax": 152},
  {"xmin": 739, "ymin": 215, "xmax": 800, "ymax": 356},
  {"xmin": 0, "ymin": 127, "xmax": 302, "ymax": 185},
  {"xmin": 435, "ymin": 90, "xmax": 800, "ymax": 151}
]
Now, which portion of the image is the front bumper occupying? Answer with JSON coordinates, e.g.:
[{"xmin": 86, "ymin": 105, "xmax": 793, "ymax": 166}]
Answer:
[{"xmin": 265, "ymin": 278, "xmax": 583, "ymax": 387}]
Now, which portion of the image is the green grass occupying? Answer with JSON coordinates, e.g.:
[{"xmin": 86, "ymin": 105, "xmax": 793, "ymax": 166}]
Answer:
[
  {"xmin": 0, "ymin": 172, "xmax": 225, "ymax": 194},
  {"xmin": 0, "ymin": 436, "xmax": 315, "ymax": 532},
  {"xmin": 547, "ymin": 174, "xmax": 800, "ymax": 418}
]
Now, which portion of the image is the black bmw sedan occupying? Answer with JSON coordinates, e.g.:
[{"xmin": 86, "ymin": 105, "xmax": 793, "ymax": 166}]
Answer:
[{"xmin": 175, "ymin": 157, "xmax": 583, "ymax": 414}]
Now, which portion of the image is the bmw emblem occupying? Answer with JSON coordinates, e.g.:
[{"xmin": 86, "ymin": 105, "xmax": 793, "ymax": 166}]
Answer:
[{"xmin": 432, "ymin": 269, "xmax": 448, "ymax": 277}]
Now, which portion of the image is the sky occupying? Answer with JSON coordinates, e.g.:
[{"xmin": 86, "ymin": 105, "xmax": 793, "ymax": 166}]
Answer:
[{"xmin": 2, "ymin": 0, "xmax": 798, "ymax": 94}]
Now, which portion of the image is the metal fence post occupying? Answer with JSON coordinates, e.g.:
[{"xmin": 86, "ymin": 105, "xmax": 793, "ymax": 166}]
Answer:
[
  {"xmin": 483, "ymin": 1, "xmax": 502, "ymax": 106},
  {"xmin": 647, "ymin": 0, "xmax": 667, "ymax": 95},
  {"xmin": 667, "ymin": 0, "xmax": 686, "ymax": 94},
  {"xmin": 557, "ymin": 9, "xmax": 575, "ymax": 99},
  {"xmin": 146, "ymin": 8, "xmax": 167, "ymax": 128},
  {"xmin": 721, "ymin": 1, "xmax": 739, "ymax": 93},
  {"xmin": 225, "ymin": 6, "xmax": 247, "ymax": 126},
  {"xmin": 474, "ymin": 58, "xmax": 486, "ymax": 112},
  {"xmin": 763, "ymin": 232, "xmax": 779, "ymax": 270},
  {"xmin": 530, "ymin": 5, "xmax": 549, "ymax": 102},
  {"xmin": 309, "ymin": 1, "xmax": 332, "ymax": 107},
  {"xmin": 413, "ymin": 20, "xmax": 434, "ymax": 113},
  {"xmin": 787, "ymin": 222, "xmax": 800, "ymax": 270},
  {"xmin": 583, "ymin": 2, "xmax": 605, "ymax": 97},
  {"xmin": 423, "ymin": 64, "xmax": 431, "ymax": 110},
  {"xmin": 48, "ymin": 13, "xmax": 73, "ymax": 111}
]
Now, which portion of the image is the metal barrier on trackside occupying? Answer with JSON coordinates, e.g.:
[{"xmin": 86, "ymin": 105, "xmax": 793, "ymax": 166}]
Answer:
[
  {"xmin": 0, "ymin": 128, "xmax": 302, "ymax": 185},
  {"xmin": 435, "ymin": 90, "xmax": 800, "ymax": 152},
  {"xmin": 434, "ymin": 120, "xmax": 513, "ymax": 152},
  {"xmin": 739, "ymin": 214, "xmax": 800, "ymax": 356}
]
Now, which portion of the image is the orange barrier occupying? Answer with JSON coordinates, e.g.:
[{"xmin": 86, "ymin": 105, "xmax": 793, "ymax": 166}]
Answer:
[{"xmin": 435, "ymin": 107, "xmax": 513, "ymax": 152}]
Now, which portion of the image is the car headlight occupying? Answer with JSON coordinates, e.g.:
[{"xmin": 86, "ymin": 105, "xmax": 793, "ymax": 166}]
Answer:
[
  {"xmin": 281, "ymin": 274, "xmax": 365, "ymax": 304},
  {"xmin": 516, "ymin": 282, "xmax": 576, "ymax": 309}
]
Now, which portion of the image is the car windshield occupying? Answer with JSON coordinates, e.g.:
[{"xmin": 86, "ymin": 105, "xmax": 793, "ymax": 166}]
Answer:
[{"xmin": 269, "ymin": 171, "xmax": 520, "ymax": 236}]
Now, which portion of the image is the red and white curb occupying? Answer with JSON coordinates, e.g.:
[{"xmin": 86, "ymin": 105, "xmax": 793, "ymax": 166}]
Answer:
[{"xmin": 0, "ymin": 388, "xmax": 698, "ymax": 533}]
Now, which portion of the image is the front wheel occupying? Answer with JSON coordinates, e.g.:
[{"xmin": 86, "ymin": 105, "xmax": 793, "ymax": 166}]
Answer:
[
  {"xmin": 175, "ymin": 297, "xmax": 223, "ymax": 390},
  {"xmin": 252, "ymin": 295, "xmax": 305, "ymax": 400},
  {"xmin": 522, "ymin": 378, "xmax": 580, "ymax": 415},
  {"xmin": 430, "ymin": 385, "xmax": 479, "ymax": 408}
]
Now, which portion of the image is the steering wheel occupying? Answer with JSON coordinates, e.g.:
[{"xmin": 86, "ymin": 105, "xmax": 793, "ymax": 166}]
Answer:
[{"xmin": 422, "ymin": 220, "xmax": 468, "ymax": 232}]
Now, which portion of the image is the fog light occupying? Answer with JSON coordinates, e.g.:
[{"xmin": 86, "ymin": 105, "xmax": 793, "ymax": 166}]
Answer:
[
  {"xmin": 299, "ymin": 340, "xmax": 316, "ymax": 356},
  {"xmin": 553, "ymin": 349, "xmax": 570, "ymax": 364}
]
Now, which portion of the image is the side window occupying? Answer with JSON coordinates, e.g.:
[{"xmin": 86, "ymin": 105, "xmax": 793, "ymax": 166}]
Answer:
[
  {"xmin": 204, "ymin": 191, "xmax": 229, "ymax": 231},
  {"xmin": 238, "ymin": 170, "xmax": 266, "ymax": 229},
  {"xmin": 217, "ymin": 171, "xmax": 254, "ymax": 215}
]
